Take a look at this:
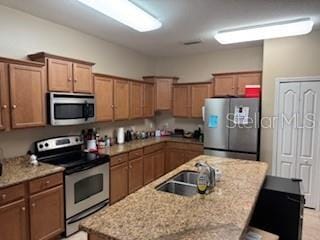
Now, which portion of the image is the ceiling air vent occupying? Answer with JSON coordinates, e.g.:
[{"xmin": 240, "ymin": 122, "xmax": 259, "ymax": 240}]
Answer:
[{"xmin": 182, "ymin": 40, "xmax": 202, "ymax": 46}]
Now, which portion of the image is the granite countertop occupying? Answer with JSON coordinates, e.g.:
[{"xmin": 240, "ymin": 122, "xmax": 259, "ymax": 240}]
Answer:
[
  {"xmin": 0, "ymin": 156, "xmax": 64, "ymax": 188},
  {"xmin": 80, "ymin": 155, "xmax": 268, "ymax": 240},
  {"xmin": 103, "ymin": 137, "xmax": 203, "ymax": 156}
]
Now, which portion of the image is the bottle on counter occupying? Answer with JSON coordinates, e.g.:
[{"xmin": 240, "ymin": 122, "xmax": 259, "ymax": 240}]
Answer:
[{"xmin": 197, "ymin": 165, "xmax": 209, "ymax": 197}]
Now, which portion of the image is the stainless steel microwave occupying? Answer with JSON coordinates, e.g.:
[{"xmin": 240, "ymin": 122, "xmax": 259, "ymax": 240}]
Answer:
[{"xmin": 48, "ymin": 92, "xmax": 95, "ymax": 126}]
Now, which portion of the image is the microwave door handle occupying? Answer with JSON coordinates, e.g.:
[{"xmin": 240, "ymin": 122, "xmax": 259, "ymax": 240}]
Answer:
[{"xmin": 84, "ymin": 101, "xmax": 89, "ymax": 121}]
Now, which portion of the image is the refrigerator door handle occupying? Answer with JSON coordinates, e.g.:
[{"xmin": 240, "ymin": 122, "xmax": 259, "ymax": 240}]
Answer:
[{"xmin": 202, "ymin": 106, "xmax": 205, "ymax": 122}]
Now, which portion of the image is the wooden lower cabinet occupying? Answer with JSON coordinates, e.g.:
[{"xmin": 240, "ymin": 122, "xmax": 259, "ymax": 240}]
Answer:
[
  {"xmin": 128, "ymin": 157, "xmax": 144, "ymax": 193},
  {"xmin": 143, "ymin": 153, "xmax": 155, "ymax": 185},
  {"xmin": 29, "ymin": 185, "xmax": 64, "ymax": 240},
  {"xmin": 110, "ymin": 162, "xmax": 129, "ymax": 204},
  {"xmin": 166, "ymin": 149, "xmax": 186, "ymax": 172},
  {"xmin": 0, "ymin": 199, "xmax": 27, "ymax": 240},
  {"xmin": 185, "ymin": 151, "xmax": 202, "ymax": 162},
  {"xmin": 154, "ymin": 150, "xmax": 165, "ymax": 179}
]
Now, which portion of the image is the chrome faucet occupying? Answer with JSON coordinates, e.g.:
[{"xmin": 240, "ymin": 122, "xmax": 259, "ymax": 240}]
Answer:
[{"xmin": 195, "ymin": 162, "xmax": 216, "ymax": 190}]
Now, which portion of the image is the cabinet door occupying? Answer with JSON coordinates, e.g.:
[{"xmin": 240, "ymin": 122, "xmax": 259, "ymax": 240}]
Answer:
[
  {"xmin": 73, "ymin": 63, "xmax": 93, "ymax": 93},
  {"xmin": 143, "ymin": 83, "xmax": 154, "ymax": 117},
  {"xmin": 0, "ymin": 63, "xmax": 10, "ymax": 130},
  {"xmin": 154, "ymin": 150, "xmax": 165, "ymax": 179},
  {"xmin": 114, "ymin": 79, "xmax": 129, "ymax": 120},
  {"xmin": 94, "ymin": 76, "xmax": 113, "ymax": 122},
  {"xmin": 29, "ymin": 185, "xmax": 64, "ymax": 240},
  {"xmin": 155, "ymin": 79, "xmax": 172, "ymax": 111},
  {"xmin": 110, "ymin": 162, "xmax": 128, "ymax": 204},
  {"xmin": 128, "ymin": 157, "xmax": 144, "ymax": 193},
  {"xmin": 214, "ymin": 74, "xmax": 237, "ymax": 96},
  {"xmin": 0, "ymin": 199, "xmax": 27, "ymax": 240},
  {"xmin": 47, "ymin": 58, "xmax": 72, "ymax": 92},
  {"xmin": 143, "ymin": 154, "xmax": 155, "ymax": 185},
  {"xmin": 166, "ymin": 149, "xmax": 185, "ymax": 172},
  {"xmin": 9, "ymin": 64, "xmax": 45, "ymax": 128},
  {"xmin": 130, "ymin": 81, "xmax": 143, "ymax": 119},
  {"xmin": 173, "ymin": 85, "xmax": 190, "ymax": 117},
  {"xmin": 184, "ymin": 151, "xmax": 202, "ymax": 163},
  {"xmin": 190, "ymin": 84, "xmax": 211, "ymax": 118},
  {"xmin": 237, "ymin": 73, "xmax": 261, "ymax": 96}
]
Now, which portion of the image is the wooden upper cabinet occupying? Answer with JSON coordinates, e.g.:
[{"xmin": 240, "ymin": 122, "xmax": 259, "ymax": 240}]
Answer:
[
  {"xmin": 73, "ymin": 63, "xmax": 93, "ymax": 93},
  {"xmin": 0, "ymin": 63, "xmax": 10, "ymax": 130},
  {"xmin": 173, "ymin": 85, "xmax": 190, "ymax": 117},
  {"xmin": 143, "ymin": 83, "xmax": 154, "ymax": 118},
  {"xmin": 130, "ymin": 81, "xmax": 143, "ymax": 119},
  {"xmin": 237, "ymin": 72, "xmax": 261, "ymax": 96},
  {"xmin": 47, "ymin": 58, "xmax": 72, "ymax": 92},
  {"xmin": 28, "ymin": 52, "xmax": 95, "ymax": 93},
  {"xmin": 29, "ymin": 185, "xmax": 64, "ymax": 240},
  {"xmin": 143, "ymin": 76, "xmax": 178, "ymax": 111},
  {"xmin": 94, "ymin": 75, "xmax": 114, "ymax": 122},
  {"xmin": 173, "ymin": 83, "xmax": 211, "ymax": 118},
  {"xmin": 190, "ymin": 83, "xmax": 212, "ymax": 118},
  {"xmin": 214, "ymin": 74, "xmax": 237, "ymax": 96},
  {"xmin": 9, "ymin": 64, "xmax": 45, "ymax": 129},
  {"xmin": 0, "ymin": 199, "xmax": 28, "ymax": 240},
  {"xmin": 114, "ymin": 79, "xmax": 129, "ymax": 120}
]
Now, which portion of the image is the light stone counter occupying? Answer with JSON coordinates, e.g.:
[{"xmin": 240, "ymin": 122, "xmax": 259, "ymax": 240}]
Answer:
[
  {"xmin": 0, "ymin": 156, "xmax": 64, "ymax": 188},
  {"xmin": 80, "ymin": 155, "xmax": 268, "ymax": 240}
]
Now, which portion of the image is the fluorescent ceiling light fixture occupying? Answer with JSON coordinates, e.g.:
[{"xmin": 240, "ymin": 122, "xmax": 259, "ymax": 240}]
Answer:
[
  {"xmin": 215, "ymin": 18, "xmax": 313, "ymax": 44},
  {"xmin": 76, "ymin": 0, "xmax": 162, "ymax": 32}
]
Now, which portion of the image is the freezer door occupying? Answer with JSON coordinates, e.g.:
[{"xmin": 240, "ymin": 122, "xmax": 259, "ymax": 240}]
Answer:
[
  {"xmin": 229, "ymin": 98, "xmax": 259, "ymax": 153},
  {"xmin": 204, "ymin": 98, "xmax": 230, "ymax": 150}
]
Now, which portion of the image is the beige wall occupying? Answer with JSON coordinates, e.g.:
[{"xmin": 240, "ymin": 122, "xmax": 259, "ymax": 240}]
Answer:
[
  {"xmin": 0, "ymin": 5, "xmax": 155, "ymax": 78},
  {"xmin": 154, "ymin": 46, "xmax": 263, "ymax": 82},
  {"xmin": 260, "ymin": 30, "xmax": 320, "ymax": 170},
  {"xmin": 0, "ymin": 5, "xmax": 156, "ymax": 159},
  {"xmin": 154, "ymin": 46, "xmax": 263, "ymax": 130}
]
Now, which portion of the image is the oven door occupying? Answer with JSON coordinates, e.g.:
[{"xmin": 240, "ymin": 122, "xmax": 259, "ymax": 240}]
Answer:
[
  {"xmin": 50, "ymin": 92, "xmax": 95, "ymax": 126},
  {"xmin": 65, "ymin": 162, "xmax": 109, "ymax": 218}
]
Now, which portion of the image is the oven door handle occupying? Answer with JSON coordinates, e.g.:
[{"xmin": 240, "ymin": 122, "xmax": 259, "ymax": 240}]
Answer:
[
  {"xmin": 83, "ymin": 101, "xmax": 89, "ymax": 121},
  {"xmin": 67, "ymin": 200, "xmax": 109, "ymax": 224},
  {"xmin": 65, "ymin": 160, "xmax": 108, "ymax": 175}
]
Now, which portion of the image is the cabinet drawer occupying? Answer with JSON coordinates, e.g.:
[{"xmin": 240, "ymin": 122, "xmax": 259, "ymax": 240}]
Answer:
[
  {"xmin": 128, "ymin": 148, "xmax": 143, "ymax": 160},
  {"xmin": 144, "ymin": 143, "xmax": 165, "ymax": 155},
  {"xmin": 111, "ymin": 153, "xmax": 129, "ymax": 167},
  {"xmin": 167, "ymin": 142, "xmax": 203, "ymax": 152},
  {"xmin": 0, "ymin": 183, "xmax": 25, "ymax": 206},
  {"xmin": 29, "ymin": 172, "xmax": 63, "ymax": 194}
]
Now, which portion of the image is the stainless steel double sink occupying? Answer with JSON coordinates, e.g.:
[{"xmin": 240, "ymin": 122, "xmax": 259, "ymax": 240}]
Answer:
[{"xmin": 156, "ymin": 171, "xmax": 199, "ymax": 197}]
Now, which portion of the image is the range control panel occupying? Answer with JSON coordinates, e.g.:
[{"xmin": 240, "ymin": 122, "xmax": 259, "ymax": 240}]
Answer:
[{"xmin": 36, "ymin": 136, "xmax": 83, "ymax": 152}]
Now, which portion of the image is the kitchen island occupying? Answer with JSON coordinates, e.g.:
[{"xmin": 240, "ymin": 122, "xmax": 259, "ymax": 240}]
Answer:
[{"xmin": 80, "ymin": 155, "xmax": 268, "ymax": 240}]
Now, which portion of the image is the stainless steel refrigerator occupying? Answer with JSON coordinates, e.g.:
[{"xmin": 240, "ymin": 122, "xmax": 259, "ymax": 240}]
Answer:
[{"xmin": 204, "ymin": 98, "xmax": 260, "ymax": 160}]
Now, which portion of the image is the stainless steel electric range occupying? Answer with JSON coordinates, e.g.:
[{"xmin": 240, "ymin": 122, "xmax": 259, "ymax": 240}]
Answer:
[{"xmin": 34, "ymin": 136, "xmax": 110, "ymax": 236}]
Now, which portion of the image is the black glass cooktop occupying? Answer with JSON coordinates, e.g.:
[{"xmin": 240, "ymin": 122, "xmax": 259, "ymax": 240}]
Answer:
[{"xmin": 39, "ymin": 151, "xmax": 110, "ymax": 174}]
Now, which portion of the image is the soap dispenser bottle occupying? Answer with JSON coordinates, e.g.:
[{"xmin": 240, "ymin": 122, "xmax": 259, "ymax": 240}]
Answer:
[{"xmin": 197, "ymin": 165, "xmax": 209, "ymax": 195}]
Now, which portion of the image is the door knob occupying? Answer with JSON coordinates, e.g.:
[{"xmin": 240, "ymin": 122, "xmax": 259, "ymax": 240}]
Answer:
[
  {"xmin": 2, "ymin": 105, "xmax": 7, "ymax": 109},
  {"xmin": 31, "ymin": 203, "xmax": 36, "ymax": 208},
  {"xmin": 21, "ymin": 207, "xmax": 26, "ymax": 211},
  {"xmin": 12, "ymin": 105, "xmax": 17, "ymax": 109}
]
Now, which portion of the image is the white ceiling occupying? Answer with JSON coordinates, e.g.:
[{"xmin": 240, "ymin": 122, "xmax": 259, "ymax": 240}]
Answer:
[{"xmin": 1, "ymin": 0, "xmax": 320, "ymax": 57}]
